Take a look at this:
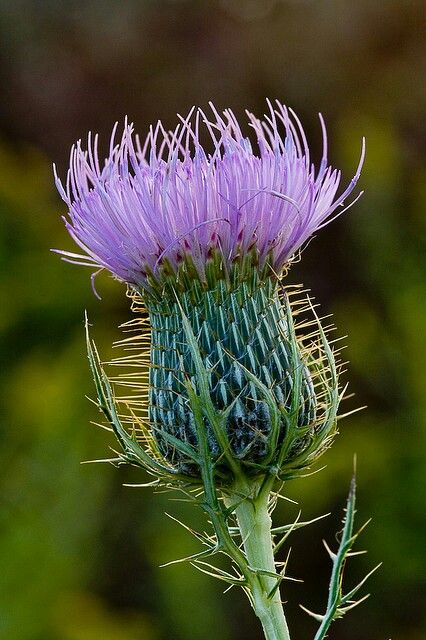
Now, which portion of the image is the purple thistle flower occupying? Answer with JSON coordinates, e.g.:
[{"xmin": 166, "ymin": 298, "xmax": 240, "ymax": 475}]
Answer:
[{"xmin": 54, "ymin": 100, "xmax": 365, "ymax": 292}]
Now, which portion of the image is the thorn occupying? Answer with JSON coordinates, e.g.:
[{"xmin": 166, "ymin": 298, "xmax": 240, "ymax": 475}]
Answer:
[
  {"xmin": 271, "ymin": 511, "xmax": 330, "ymax": 536},
  {"xmin": 164, "ymin": 512, "xmax": 206, "ymax": 541},
  {"xmin": 272, "ymin": 492, "xmax": 298, "ymax": 505},
  {"xmin": 299, "ymin": 604, "xmax": 324, "ymax": 622},
  {"xmin": 123, "ymin": 480, "xmax": 160, "ymax": 488},
  {"xmin": 80, "ymin": 457, "xmax": 121, "ymax": 465},
  {"xmin": 223, "ymin": 584, "xmax": 235, "ymax": 594},
  {"xmin": 322, "ymin": 539, "xmax": 337, "ymax": 560},
  {"xmin": 337, "ymin": 405, "xmax": 367, "ymax": 420},
  {"xmin": 342, "ymin": 563, "xmax": 382, "ymax": 603},
  {"xmin": 354, "ymin": 517, "xmax": 373, "ymax": 539},
  {"xmin": 190, "ymin": 560, "xmax": 246, "ymax": 585},
  {"xmin": 89, "ymin": 420, "xmax": 114, "ymax": 432},
  {"xmin": 338, "ymin": 593, "xmax": 370, "ymax": 613},
  {"xmin": 160, "ymin": 547, "xmax": 215, "ymax": 568}
]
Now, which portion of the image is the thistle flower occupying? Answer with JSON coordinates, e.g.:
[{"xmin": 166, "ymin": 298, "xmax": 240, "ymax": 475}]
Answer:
[
  {"xmin": 55, "ymin": 101, "xmax": 364, "ymax": 294},
  {"xmin": 56, "ymin": 101, "xmax": 373, "ymax": 640},
  {"xmin": 55, "ymin": 101, "xmax": 364, "ymax": 483}
]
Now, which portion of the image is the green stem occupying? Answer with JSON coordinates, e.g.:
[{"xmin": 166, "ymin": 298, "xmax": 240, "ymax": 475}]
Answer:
[{"xmin": 226, "ymin": 479, "xmax": 291, "ymax": 640}]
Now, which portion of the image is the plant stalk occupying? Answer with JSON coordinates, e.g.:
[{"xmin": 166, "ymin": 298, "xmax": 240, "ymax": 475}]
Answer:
[{"xmin": 226, "ymin": 478, "xmax": 291, "ymax": 640}]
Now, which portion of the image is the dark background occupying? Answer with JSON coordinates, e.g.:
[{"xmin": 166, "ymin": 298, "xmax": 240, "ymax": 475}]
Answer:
[{"xmin": 0, "ymin": 2, "xmax": 425, "ymax": 639}]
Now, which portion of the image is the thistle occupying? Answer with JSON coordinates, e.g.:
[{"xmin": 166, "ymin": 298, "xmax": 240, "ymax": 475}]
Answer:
[{"xmin": 55, "ymin": 101, "xmax": 378, "ymax": 640}]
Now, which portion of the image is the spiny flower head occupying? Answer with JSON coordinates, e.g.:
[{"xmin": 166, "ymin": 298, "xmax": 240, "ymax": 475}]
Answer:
[
  {"xmin": 57, "ymin": 101, "xmax": 364, "ymax": 483},
  {"xmin": 55, "ymin": 100, "xmax": 364, "ymax": 295}
]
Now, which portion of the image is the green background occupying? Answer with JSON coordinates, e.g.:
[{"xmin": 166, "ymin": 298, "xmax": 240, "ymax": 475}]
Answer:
[{"xmin": 0, "ymin": 2, "xmax": 424, "ymax": 639}]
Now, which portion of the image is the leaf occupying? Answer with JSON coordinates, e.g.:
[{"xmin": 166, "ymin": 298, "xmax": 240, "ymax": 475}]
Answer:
[{"xmin": 299, "ymin": 473, "xmax": 380, "ymax": 640}]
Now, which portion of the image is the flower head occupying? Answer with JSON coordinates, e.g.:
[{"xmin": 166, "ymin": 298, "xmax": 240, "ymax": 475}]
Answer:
[
  {"xmin": 57, "ymin": 101, "xmax": 365, "ymax": 482},
  {"xmin": 55, "ymin": 101, "xmax": 364, "ymax": 294}
]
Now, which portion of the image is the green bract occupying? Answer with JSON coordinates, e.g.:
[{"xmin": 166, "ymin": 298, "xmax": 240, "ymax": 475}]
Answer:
[{"xmin": 94, "ymin": 255, "xmax": 341, "ymax": 486}]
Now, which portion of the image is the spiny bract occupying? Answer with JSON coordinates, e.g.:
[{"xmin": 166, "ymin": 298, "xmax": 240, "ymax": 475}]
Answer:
[{"xmin": 107, "ymin": 261, "xmax": 342, "ymax": 482}]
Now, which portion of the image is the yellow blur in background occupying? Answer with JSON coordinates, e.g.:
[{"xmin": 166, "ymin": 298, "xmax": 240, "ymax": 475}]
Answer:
[{"xmin": 0, "ymin": 2, "xmax": 424, "ymax": 639}]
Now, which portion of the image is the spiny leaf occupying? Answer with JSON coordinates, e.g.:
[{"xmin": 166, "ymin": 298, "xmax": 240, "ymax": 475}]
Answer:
[
  {"xmin": 299, "ymin": 472, "xmax": 380, "ymax": 640},
  {"xmin": 85, "ymin": 314, "xmax": 178, "ymax": 478}
]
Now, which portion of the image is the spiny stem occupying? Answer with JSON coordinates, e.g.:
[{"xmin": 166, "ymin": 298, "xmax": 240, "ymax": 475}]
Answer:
[{"xmin": 225, "ymin": 479, "xmax": 291, "ymax": 640}]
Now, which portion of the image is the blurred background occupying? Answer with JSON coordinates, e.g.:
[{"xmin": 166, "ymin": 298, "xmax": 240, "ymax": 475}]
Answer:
[{"xmin": 0, "ymin": 1, "xmax": 425, "ymax": 639}]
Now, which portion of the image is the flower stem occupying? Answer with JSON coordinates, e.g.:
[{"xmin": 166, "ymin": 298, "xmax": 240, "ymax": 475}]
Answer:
[{"xmin": 226, "ymin": 479, "xmax": 291, "ymax": 640}]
